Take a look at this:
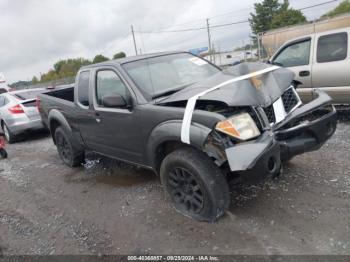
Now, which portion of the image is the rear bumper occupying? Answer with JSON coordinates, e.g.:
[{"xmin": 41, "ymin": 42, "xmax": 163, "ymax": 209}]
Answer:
[
  {"xmin": 225, "ymin": 90, "xmax": 337, "ymax": 182},
  {"xmin": 7, "ymin": 117, "xmax": 44, "ymax": 135}
]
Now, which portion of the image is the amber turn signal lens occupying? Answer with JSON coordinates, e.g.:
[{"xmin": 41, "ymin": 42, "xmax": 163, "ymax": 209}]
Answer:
[
  {"xmin": 216, "ymin": 120, "xmax": 240, "ymax": 137},
  {"xmin": 215, "ymin": 113, "xmax": 260, "ymax": 140}
]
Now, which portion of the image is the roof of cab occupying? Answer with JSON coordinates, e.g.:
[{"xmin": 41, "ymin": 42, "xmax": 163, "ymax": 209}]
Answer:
[{"xmin": 80, "ymin": 51, "xmax": 188, "ymax": 70}]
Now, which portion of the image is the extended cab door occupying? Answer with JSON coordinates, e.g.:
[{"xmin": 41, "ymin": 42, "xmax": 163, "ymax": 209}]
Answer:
[
  {"xmin": 74, "ymin": 70, "xmax": 100, "ymax": 149},
  {"xmin": 271, "ymin": 37, "xmax": 313, "ymax": 87},
  {"xmin": 88, "ymin": 67, "xmax": 143, "ymax": 163},
  {"xmin": 311, "ymin": 30, "xmax": 350, "ymax": 103}
]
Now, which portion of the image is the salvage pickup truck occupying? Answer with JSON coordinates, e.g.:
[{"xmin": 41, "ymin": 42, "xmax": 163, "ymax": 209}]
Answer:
[{"xmin": 38, "ymin": 51, "xmax": 337, "ymax": 222}]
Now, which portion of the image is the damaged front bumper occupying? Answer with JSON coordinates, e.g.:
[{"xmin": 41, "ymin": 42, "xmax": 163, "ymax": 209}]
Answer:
[{"xmin": 224, "ymin": 90, "xmax": 337, "ymax": 182}]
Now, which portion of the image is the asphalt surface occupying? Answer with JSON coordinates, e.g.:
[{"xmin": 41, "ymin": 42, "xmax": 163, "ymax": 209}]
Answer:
[{"xmin": 0, "ymin": 119, "xmax": 349, "ymax": 255}]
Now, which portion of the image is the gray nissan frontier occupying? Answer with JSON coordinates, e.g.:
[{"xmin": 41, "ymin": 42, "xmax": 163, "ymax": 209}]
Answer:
[{"xmin": 38, "ymin": 51, "xmax": 337, "ymax": 222}]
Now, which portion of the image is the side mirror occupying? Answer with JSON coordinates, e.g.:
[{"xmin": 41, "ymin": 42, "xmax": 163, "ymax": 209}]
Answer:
[
  {"xmin": 271, "ymin": 61, "xmax": 283, "ymax": 67},
  {"xmin": 292, "ymin": 80, "xmax": 302, "ymax": 89},
  {"xmin": 101, "ymin": 94, "xmax": 127, "ymax": 108}
]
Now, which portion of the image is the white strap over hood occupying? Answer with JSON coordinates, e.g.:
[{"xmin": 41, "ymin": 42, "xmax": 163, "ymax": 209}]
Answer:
[{"xmin": 181, "ymin": 65, "xmax": 280, "ymax": 144}]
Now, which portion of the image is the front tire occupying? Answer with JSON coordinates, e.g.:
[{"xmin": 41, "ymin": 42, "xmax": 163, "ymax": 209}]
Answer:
[
  {"xmin": 160, "ymin": 147, "xmax": 230, "ymax": 222},
  {"xmin": 54, "ymin": 127, "xmax": 84, "ymax": 167}
]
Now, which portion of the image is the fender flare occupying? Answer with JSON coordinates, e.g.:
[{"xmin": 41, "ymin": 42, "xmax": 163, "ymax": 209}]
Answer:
[
  {"xmin": 146, "ymin": 120, "xmax": 212, "ymax": 169},
  {"xmin": 48, "ymin": 109, "xmax": 72, "ymax": 134},
  {"xmin": 48, "ymin": 109, "xmax": 84, "ymax": 151}
]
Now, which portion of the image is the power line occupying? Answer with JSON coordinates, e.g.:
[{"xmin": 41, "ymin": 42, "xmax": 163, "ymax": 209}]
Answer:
[
  {"xmin": 135, "ymin": 0, "xmax": 339, "ymax": 35},
  {"xmin": 135, "ymin": 26, "xmax": 205, "ymax": 34},
  {"xmin": 298, "ymin": 0, "xmax": 338, "ymax": 11},
  {"xmin": 206, "ymin": 7, "xmax": 253, "ymax": 19},
  {"xmin": 210, "ymin": 20, "xmax": 250, "ymax": 29},
  {"xmin": 135, "ymin": 20, "xmax": 249, "ymax": 34},
  {"xmin": 146, "ymin": 6, "xmax": 254, "ymax": 31}
]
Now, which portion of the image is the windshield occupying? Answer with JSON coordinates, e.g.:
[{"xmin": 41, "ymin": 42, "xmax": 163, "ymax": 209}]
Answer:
[{"xmin": 122, "ymin": 53, "xmax": 220, "ymax": 99}]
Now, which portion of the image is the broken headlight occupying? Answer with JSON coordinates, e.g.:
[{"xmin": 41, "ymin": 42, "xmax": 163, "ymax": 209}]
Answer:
[{"xmin": 215, "ymin": 112, "xmax": 260, "ymax": 141}]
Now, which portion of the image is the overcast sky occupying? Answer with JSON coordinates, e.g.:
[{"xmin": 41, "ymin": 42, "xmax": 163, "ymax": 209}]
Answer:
[{"xmin": 0, "ymin": 0, "xmax": 339, "ymax": 84}]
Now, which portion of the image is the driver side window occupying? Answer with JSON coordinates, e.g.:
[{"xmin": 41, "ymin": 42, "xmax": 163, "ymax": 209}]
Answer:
[
  {"xmin": 96, "ymin": 70, "xmax": 129, "ymax": 107},
  {"xmin": 273, "ymin": 40, "xmax": 311, "ymax": 67}
]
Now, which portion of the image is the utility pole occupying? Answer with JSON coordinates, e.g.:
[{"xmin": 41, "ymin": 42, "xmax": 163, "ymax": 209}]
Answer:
[
  {"xmin": 242, "ymin": 40, "xmax": 246, "ymax": 61},
  {"xmin": 212, "ymin": 43, "xmax": 216, "ymax": 64},
  {"xmin": 257, "ymin": 33, "xmax": 261, "ymax": 61},
  {"xmin": 250, "ymin": 36, "xmax": 253, "ymax": 60},
  {"xmin": 131, "ymin": 25, "xmax": 138, "ymax": 56},
  {"xmin": 206, "ymin": 18, "xmax": 212, "ymax": 62}
]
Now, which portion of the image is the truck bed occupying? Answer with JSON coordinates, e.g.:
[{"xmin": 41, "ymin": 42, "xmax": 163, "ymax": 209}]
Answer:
[
  {"xmin": 45, "ymin": 85, "xmax": 74, "ymax": 102},
  {"xmin": 38, "ymin": 85, "xmax": 76, "ymax": 128}
]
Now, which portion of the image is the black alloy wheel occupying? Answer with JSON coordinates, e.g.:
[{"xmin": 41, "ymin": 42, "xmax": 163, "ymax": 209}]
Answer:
[
  {"xmin": 168, "ymin": 167, "xmax": 204, "ymax": 214},
  {"xmin": 160, "ymin": 147, "xmax": 230, "ymax": 222},
  {"xmin": 56, "ymin": 131, "xmax": 72, "ymax": 164},
  {"xmin": 54, "ymin": 127, "xmax": 84, "ymax": 167}
]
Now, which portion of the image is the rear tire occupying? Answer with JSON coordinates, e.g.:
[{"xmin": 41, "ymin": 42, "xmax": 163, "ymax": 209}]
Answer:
[
  {"xmin": 160, "ymin": 147, "xmax": 230, "ymax": 222},
  {"xmin": 2, "ymin": 123, "xmax": 16, "ymax": 144},
  {"xmin": 54, "ymin": 127, "xmax": 84, "ymax": 167}
]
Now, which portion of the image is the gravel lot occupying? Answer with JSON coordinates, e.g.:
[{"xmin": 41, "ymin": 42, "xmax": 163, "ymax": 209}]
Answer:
[{"xmin": 0, "ymin": 118, "xmax": 349, "ymax": 255}]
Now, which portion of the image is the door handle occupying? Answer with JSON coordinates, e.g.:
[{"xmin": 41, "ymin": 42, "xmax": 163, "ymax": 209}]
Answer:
[
  {"xmin": 299, "ymin": 70, "xmax": 310, "ymax": 77},
  {"xmin": 95, "ymin": 112, "xmax": 101, "ymax": 122}
]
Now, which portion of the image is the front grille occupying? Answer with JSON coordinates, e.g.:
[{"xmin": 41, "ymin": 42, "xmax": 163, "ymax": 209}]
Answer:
[
  {"xmin": 262, "ymin": 87, "xmax": 301, "ymax": 125},
  {"xmin": 263, "ymin": 105, "xmax": 275, "ymax": 123},
  {"xmin": 281, "ymin": 87, "xmax": 299, "ymax": 113}
]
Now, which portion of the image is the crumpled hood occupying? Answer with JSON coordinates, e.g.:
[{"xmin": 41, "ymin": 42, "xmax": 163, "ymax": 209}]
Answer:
[{"xmin": 158, "ymin": 62, "xmax": 295, "ymax": 108}]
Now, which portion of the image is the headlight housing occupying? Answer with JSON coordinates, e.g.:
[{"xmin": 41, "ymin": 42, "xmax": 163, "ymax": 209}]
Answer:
[{"xmin": 215, "ymin": 112, "xmax": 260, "ymax": 140}]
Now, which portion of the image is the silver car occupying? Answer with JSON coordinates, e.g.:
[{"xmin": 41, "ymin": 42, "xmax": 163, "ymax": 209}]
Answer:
[{"xmin": 0, "ymin": 88, "xmax": 47, "ymax": 143}]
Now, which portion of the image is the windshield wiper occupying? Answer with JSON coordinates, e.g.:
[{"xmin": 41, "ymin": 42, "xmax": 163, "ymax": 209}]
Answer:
[{"xmin": 152, "ymin": 82, "xmax": 195, "ymax": 100}]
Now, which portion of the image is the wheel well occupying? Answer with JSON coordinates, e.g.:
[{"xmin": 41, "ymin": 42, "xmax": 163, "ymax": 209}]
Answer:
[
  {"xmin": 49, "ymin": 119, "xmax": 60, "ymax": 143},
  {"xmin": 154, "ymin": 140, "xmax": 189, "ymax": 174}
]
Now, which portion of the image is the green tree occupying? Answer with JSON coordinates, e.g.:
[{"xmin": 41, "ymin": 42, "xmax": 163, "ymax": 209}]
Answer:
[
  {"xmin": 40, "ymin": 69, "xmax": 59, "ymax": 82},
  {"xmin": 31, "ymin": 76, "xmax": 39, "ymax": 84},
  {"xmin": 40, "ymin": 58, "xmax": 92, "ymax": 82},
  {"xmin": 58, "ymin": 58, "xmax": 91, "ymax": 77},
  {"xmin": 322, "ymin": 0, "xmax": 350, "ymax": 18},
  {"xmin": 92, "ymin": 54, "xmax": 109, "ymax": 64},
  {"xmin": 249, "ymin": 0, "xmax": 282, "ymax": 34},
  {"xmin": 249, "ymin": 0, "xmax": 306, "ymax": 34},
  {"xmin": 113, "ymin": 52, "xmax": 126, "ymax": 59},
  {"xmin": 271, "ymin": 8, "xmax": 306, "ymax": 29}
]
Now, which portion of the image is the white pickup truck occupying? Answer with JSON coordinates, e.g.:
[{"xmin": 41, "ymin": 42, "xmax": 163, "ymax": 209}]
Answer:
[{"xmin": 269, "ymin": 28, "xmax": 350, "ymax": 103}]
